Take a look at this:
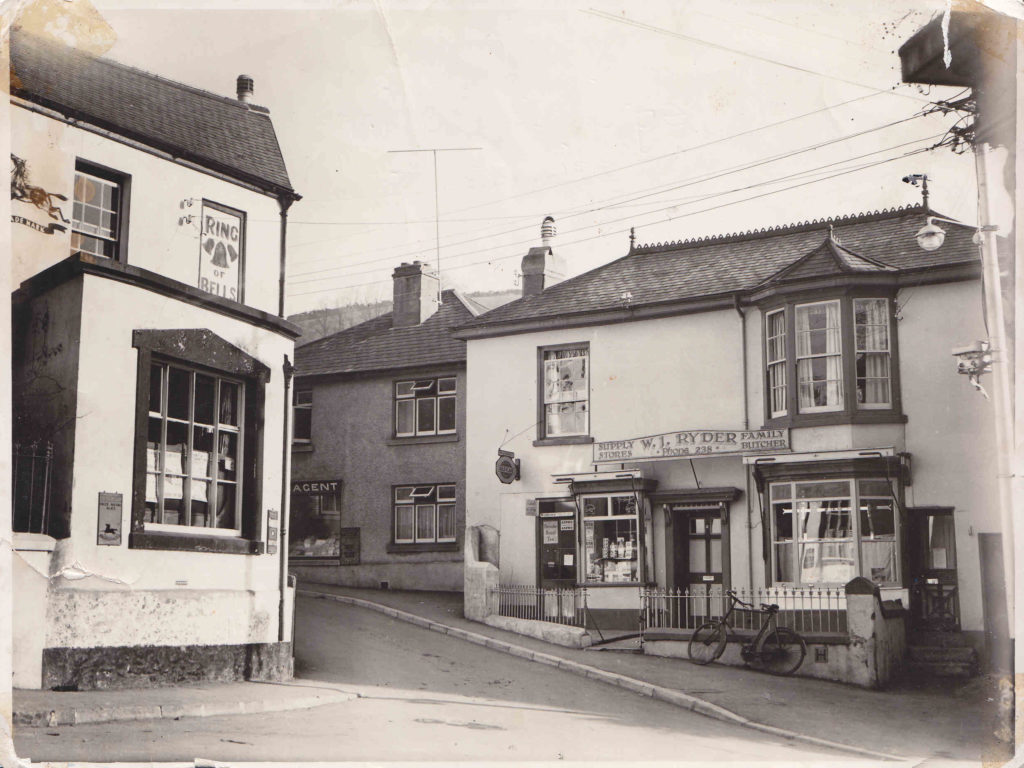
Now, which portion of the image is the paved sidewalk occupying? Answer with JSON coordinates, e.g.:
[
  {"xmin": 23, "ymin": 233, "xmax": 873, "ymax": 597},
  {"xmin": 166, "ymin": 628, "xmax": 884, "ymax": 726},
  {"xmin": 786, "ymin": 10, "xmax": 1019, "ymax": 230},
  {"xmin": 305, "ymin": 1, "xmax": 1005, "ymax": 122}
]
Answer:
[
  {"xmin": 14, "ymin": 679, "xmax": 355, "ymax": 727},
  {"xmin": 298, "ymin": 584, "xmax": 1012, "ymax": 765}
]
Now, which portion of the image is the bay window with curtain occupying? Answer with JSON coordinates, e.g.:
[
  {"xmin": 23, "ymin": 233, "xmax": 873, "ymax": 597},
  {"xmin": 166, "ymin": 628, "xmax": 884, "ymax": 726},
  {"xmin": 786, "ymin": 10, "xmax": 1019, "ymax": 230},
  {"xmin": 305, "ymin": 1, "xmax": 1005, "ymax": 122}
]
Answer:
[{"xmin": 762, "ymin": 293, "xmax": 901, "ymax": 426}]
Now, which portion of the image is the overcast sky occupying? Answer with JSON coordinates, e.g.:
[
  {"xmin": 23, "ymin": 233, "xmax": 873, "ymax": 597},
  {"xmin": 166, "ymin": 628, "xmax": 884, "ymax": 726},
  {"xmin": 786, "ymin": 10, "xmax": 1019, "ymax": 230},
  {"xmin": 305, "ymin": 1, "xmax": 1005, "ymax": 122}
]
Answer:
[{"xmin": 73, "ymin": 1, "xmax": 983, "ymax": 312}]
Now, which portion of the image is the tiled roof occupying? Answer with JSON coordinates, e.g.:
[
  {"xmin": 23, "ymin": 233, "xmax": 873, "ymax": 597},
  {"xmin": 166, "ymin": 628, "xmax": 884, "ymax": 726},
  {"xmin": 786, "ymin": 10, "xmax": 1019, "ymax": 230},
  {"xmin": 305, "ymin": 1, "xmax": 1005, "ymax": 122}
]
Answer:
[
  {"xmin": 762, "ymin": 235, "xmax": 899, "ymax": 284},
  {"xmin": 295, "ymin": 290, "xmax": 476, "ymax": 377},
  {"xmin": 10, "ymin": 30, "xmax": 296, "ymax": 198},
  {"xmin": 460, "ymin": 206, "xmax": 977, "ymax": 330}
]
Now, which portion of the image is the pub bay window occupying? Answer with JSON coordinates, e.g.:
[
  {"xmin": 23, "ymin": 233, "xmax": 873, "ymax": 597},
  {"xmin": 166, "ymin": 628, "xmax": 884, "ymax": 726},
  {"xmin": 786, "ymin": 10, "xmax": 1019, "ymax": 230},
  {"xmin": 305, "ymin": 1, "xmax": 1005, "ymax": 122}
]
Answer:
[
  {"xmin": 395, "ymin": 377, "xmax": 456, "ymax": 437},
  {"xmin": 764, "ymin": 296, "xmax": 895, "ymax": 419},
  {"xmin": 770, "ymin": 478, "xmax": 898, "ymax": 586},
  {"xmin": 145, "ymin": 361, "xmax": 243, "ymax": 532},
  {"xmin": 394, "ymin": 484, "xmax": 456, "ymax": 544},
  {"xmin": 541, "ymin": 345, "xmax": 589, "ymax": 438},
  {"xmin": 71, "ymin": 161, "xmax": 128, "ymax": 261},
  {"xmin": 582, "ymin": 493, "xmax": 640, "ymax": 583}
]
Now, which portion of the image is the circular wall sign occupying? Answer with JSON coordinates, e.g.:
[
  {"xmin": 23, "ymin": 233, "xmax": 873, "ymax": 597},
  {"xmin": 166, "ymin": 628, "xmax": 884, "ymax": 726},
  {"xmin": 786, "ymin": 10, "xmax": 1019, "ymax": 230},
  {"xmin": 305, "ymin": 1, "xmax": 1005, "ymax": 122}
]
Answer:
[{"xmin": 495, "ymin": 455, "xmax": 518, "ymax": 484}]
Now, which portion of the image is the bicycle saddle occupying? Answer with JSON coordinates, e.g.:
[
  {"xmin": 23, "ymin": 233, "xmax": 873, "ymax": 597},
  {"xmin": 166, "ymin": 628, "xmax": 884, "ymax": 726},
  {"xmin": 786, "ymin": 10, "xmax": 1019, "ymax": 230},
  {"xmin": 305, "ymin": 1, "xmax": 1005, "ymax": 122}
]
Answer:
[{"xmin": 760, "ymin": 603, "xmax": 780, "ymax": 613}]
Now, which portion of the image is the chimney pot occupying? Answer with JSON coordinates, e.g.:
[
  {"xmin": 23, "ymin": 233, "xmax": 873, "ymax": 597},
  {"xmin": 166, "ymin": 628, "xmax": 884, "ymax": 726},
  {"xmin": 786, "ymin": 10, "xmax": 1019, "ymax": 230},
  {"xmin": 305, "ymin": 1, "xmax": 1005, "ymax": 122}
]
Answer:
[
  {"xmin": 236, "ymin": 74, "xmax": 254, "ymax": 103},
  {"xmin": 541, "ymin": 215, "xmax": 556, "ymax": 247}
]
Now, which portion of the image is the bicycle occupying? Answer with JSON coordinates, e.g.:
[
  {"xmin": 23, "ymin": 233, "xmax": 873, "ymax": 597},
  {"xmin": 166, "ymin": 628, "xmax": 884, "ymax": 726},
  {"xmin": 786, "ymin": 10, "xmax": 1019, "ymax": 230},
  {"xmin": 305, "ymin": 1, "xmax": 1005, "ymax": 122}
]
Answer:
[{"xmin": 687, "ymin": 589, "xmax": 807, "ymax": 675}]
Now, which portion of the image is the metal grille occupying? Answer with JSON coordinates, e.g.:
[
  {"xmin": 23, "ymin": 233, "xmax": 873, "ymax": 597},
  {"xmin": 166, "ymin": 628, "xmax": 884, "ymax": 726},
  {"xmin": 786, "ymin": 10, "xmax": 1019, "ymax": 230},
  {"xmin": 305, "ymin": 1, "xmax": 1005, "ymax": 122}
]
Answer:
[
  {"xmin": 641, "ymin": 585, "xmax": 847, "ymax": 635},
  {"xmin": 13, "ymin": 442, "xmax": 53, "ymax": 535},
  {"xmin": 490, "ymin": 584, "xmax": 587, "ymax": 627}
]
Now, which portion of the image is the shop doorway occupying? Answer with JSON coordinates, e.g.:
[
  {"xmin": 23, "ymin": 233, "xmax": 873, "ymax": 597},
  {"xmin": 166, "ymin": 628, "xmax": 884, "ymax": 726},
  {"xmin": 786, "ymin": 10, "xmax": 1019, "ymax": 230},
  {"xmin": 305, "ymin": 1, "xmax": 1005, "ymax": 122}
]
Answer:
[
  {"xmin": 665, "ymin": 503, "xmax": 723, "ymax": 625},
  {"xmin": 537, "ymin": 512, "xmax": 577, "ymax": 591},
  {"xmin": 907, "ymin": 507, "xmax": 960, "ymax": 631}
]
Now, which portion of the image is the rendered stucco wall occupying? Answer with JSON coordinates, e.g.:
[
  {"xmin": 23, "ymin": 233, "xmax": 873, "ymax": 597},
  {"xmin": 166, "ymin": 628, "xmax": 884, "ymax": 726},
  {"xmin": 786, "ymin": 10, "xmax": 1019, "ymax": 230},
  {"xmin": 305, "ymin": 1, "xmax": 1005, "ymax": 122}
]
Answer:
[
  {"xmin": 37, "ymin": 275, "xmax": 293, "ymax": 650},
  {"xmin": 290, "ymin": 366, "xmax": 465, "ymax": 591},
  {"xmin": 11, "ymin": 106, "xmax": 283, "ymax": 315}
]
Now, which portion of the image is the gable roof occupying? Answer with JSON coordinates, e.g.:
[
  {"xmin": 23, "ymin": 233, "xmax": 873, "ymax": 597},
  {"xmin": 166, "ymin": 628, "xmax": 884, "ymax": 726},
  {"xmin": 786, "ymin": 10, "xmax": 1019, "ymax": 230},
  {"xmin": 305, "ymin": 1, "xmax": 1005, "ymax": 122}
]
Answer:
[
  {"xmin": 10, "ymin": 30, "xmax": 297, "ymax": 199},
  {"xmin": 295, "ymin": 290, "xmax": 478, "ymax": 377},
  {"xmin": 459, "ymin": 206, "xmax": 978, "ymax": 334},
  {"xmin": 761, "ymin": 234, "xmax": 899, "ymax": 285}
]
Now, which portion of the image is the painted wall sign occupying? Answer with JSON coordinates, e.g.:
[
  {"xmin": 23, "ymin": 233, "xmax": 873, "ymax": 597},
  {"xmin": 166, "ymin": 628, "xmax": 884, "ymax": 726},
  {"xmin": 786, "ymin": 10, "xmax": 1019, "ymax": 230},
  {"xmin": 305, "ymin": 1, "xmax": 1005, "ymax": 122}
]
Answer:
[
  {"xmin": 292, "ymin": 480, "xmax": 341, "ymax": 495},
  {"xmin": 198, "ymin": 201, "xmax": 245, "ymax": 301},
  {"xmin": 594, "ymin": 428, "xmax": 790, "ymax": 463},
  {"xmin": 97, "ymin": 492, "xmax": 122, "ymax": 546},
  {"xmin": 10, "ymin": 154, "xmax": 69, "ymax": 234}
]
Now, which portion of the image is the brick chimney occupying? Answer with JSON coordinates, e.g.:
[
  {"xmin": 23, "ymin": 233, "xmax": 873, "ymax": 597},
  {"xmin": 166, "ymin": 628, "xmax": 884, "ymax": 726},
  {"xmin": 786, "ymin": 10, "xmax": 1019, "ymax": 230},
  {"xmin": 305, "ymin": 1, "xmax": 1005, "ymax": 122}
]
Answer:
[
  {"xmin": 521, "ymin": 216, "xmax": 565, "ymax": 297},
  {"xmin": 392, "ymin": 261, "xmax": 440, "ymax": 328}
]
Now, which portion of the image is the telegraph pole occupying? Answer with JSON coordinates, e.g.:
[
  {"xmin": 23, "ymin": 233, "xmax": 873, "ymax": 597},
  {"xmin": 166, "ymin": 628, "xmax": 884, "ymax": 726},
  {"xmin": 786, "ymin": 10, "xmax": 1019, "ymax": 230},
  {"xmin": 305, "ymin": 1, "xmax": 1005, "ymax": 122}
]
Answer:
[{"xmin": 388, "ymin": 147, "xmax": 481, "ymax": 304}]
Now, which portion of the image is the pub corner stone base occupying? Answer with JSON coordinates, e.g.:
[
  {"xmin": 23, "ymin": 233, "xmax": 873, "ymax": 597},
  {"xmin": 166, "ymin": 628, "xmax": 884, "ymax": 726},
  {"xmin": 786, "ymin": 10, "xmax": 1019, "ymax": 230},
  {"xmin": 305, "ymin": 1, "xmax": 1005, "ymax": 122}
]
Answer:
[{"xmin": 41, "ymin": 641, "xmax": 294, "ymax": 690}]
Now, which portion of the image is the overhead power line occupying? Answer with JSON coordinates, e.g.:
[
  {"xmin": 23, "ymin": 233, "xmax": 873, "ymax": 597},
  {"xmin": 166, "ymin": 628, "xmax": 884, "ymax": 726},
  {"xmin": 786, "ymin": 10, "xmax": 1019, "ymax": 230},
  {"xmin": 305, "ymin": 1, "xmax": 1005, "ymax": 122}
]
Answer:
[
  {"xmin": 287, "ymin": 139, "xmax": 940, "ymax": 299},
  {"xmin": 289, "ymin": 113, "xmax": 929, "ymax": 284},
  {"xmin": 286, "ymin": 91, "xmax": 895, "ymax": 264},
  {"xmin": 583, "ymin": 8, "xmax": 935, "ymax": 105}
]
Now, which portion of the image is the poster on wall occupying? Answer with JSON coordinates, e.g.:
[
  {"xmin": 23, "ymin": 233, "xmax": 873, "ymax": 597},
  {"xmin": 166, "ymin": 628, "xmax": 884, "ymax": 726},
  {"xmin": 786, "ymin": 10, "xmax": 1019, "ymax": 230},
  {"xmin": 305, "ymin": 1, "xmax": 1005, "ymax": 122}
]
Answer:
[
  {"xmin": 198, "ymin": 201, "xmax": 245, "ymax": 301},
  {"xmin": 97, "ymin": 492, "xmax": 122, "ymax": 546}
]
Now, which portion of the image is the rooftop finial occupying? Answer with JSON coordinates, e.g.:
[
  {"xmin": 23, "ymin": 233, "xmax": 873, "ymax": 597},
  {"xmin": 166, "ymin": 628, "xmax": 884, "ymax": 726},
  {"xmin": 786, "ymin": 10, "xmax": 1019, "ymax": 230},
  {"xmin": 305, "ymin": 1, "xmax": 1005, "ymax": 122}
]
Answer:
[{"xmin": 629, "ymin": 227, "xmax": 636, "ymax": 251}]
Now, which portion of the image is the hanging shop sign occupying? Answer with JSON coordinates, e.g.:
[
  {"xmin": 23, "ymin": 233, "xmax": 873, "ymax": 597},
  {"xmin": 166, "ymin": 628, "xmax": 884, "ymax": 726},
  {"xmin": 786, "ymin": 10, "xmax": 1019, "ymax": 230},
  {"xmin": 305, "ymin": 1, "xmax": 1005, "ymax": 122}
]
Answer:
[
  {"xmin": 198, "ymin": 201, "xmax": 245, "ymax": 301},
  {"xmin": 594, "ymin": 428, "xmax": 789, "ymax": 463},
  {"xmin": 10, "ymin": 154, "xmax": 69, "ymax": 235},
  {"xmin": 495, "ymin": 449, "xmax": 521, "ymax": 484}
]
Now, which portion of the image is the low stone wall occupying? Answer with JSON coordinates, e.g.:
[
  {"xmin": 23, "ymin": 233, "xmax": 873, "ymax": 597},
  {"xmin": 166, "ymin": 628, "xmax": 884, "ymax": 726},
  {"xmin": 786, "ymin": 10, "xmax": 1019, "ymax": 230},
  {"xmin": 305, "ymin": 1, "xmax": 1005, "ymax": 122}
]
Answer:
[
  {"xmin": 463, "ymin": 525, "xmax": 499, "ymax": 622},
  {"xmin": 643, "ymin": 578, "xmax": 907, "ymax": 689},
  {"xmin": 484, "ymin": 615, "xmax": 592, "ymax": 649}
]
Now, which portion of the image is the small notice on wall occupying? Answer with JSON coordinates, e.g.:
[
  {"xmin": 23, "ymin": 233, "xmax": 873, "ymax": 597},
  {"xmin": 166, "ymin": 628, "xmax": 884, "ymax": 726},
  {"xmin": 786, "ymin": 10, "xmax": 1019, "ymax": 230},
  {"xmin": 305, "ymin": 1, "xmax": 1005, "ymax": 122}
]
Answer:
[
  {"xmin": 97, "ymin": 492, "xmax": 122, "ymax": 546},
  {"xmin": 340, "ymin": 527, "xmax": 361, "ymax": 565},
  {"xmin": 543, "ymin": 520, "xmax": 559, "ymax": 544}
]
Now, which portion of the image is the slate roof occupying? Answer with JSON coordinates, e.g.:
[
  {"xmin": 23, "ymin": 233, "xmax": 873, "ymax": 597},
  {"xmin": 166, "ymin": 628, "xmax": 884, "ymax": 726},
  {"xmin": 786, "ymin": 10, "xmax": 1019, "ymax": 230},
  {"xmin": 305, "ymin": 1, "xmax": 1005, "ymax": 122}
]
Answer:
[
  {"xmin": 460, "ymin": 206, "xmax": 978, "ymax": 331},
  {"xmin": 295, "ymin": 290, "xmax": 478, "ymax": 377},
  {"xmin": 763, "ymin": 235, "xmax": 899, "ymax": 284},
  {"xmin": 10, "ymin": 30, "xmax": 297, "ymax": 199}
]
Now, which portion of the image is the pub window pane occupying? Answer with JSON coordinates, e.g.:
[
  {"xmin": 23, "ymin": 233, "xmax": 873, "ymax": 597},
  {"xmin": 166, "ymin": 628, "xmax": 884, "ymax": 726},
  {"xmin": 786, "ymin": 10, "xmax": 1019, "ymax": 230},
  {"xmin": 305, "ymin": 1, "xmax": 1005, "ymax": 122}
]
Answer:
[
  {"xmin": 149, "ymin": 364, "xmax": 163, "ymax": 413},
  {"xmin": 194, "ymin": 374, "xmax": 216, "ymax": 425},
  {"xmin": 167, "ymin": 368, "xmax": 191, "ymax": 420},
  {"xmin": 219, "ymin": 381, "xmax": 239, "ymax": 426}
]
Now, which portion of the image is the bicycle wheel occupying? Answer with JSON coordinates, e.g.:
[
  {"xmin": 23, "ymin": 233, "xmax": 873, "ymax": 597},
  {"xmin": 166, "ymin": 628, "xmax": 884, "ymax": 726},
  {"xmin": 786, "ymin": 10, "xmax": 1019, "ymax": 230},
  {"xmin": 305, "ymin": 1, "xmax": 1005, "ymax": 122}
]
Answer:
[
  {"xmin": 688, "ymin": 621, "xmax": 727, "ymax": 665},
  {"xmin": 759, "ymin": 627, "xmax": 807, "ymax": 675}
]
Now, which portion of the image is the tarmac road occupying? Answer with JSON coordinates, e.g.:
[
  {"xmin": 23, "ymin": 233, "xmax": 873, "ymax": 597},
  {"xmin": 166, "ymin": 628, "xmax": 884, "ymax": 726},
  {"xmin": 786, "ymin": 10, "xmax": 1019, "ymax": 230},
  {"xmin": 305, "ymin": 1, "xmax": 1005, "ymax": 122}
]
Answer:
[{"xmin": 13, "ymin": 595, "xmax": 871, "ymax": 764}]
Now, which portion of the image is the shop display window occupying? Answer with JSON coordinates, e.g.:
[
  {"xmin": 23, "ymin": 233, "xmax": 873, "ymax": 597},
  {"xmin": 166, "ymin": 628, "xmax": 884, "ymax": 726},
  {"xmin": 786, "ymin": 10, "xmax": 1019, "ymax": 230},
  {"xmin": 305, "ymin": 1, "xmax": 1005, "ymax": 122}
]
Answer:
[
  {"xmin": 770, "ymin": 478, "xmax": 898, "ymax": 586},
  {"xmin": 582, "ymin": 493, "xmax": 639, "ymax": 583}
]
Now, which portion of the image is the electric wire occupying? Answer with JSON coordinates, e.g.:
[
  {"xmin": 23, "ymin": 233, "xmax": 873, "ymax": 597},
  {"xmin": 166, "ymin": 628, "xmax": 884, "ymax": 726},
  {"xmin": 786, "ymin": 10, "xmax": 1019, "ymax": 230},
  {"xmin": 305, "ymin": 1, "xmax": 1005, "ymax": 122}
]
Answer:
[
  {"xmin": 289, "ymin": 113, "xmax": 934, "ymax": 283},
  {"xmin": 288, "ymin": 141, "xmax": 939, "ymax": 298}
]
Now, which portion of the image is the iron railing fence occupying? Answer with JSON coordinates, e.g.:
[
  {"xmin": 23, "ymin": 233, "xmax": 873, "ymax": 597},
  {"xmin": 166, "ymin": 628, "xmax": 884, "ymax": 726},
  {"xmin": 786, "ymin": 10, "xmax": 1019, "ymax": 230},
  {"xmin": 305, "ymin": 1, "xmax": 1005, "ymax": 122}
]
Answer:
[
  {"xmin": 13, "ymin": 441, "xmax": 53, "ymax": 535},
  {"xmin": 641, "ymin": 585, "xmax": 847, "ymax": 635},
  {"xmin": 491, "ymin": 584, "xmax": 587, "ymax": 627}
]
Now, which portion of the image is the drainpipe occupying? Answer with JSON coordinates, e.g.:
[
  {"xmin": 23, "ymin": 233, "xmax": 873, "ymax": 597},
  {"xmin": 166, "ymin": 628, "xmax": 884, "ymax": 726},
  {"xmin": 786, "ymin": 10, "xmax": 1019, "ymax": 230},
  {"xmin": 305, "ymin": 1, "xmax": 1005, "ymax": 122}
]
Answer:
[
  {"xmin": 278, "ymin": 355, "xmax": 294, "ymax": 643},
  {"xmin": 277, "ymin": 196, "xmax": 295, "ymax": 318},
  {"xmin": 733, "ymin": 292, "xmax": 754, "ymax": 591}
]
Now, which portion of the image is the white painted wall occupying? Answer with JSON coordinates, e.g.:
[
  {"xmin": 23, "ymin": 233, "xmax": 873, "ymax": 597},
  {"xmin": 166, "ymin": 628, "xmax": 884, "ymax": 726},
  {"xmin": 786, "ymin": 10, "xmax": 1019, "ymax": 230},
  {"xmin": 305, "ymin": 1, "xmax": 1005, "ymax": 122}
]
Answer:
[
  {"xmin": 36, "ymin": 274, "xmax": 293, "ymax": 648},
  {"xmin": 466, "ymin": 279, "xmax": 999, "ymax": 634},
  {"xmin": 11, "ymin": 105, "xmax": 283, "ymax": 315}
]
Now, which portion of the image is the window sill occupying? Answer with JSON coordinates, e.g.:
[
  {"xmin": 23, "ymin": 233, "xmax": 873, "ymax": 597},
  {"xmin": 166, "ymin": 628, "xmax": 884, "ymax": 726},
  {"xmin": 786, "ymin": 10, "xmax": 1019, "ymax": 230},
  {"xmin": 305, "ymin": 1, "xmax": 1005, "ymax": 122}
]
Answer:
[
  {"xmin": 386, "ymin": 542, "xmax": 460, "ymax": 554},
  {"xmin": 386, "ymin": 434, "xmax": 460, "ymax": 446},
  {"xmin": 762, "ymin": 410, "xmax": 907, "ymax": 430},
  {"xmin": 533, "ymin": 435, "xmax": 595, "ymax": 447},
  {"xmin": 129, "ymin": 530, "xmax": 263, "ymax": 555},
  {"xmin": 291, "ymin": 443, "xmax": 314, "ymax": 453}
]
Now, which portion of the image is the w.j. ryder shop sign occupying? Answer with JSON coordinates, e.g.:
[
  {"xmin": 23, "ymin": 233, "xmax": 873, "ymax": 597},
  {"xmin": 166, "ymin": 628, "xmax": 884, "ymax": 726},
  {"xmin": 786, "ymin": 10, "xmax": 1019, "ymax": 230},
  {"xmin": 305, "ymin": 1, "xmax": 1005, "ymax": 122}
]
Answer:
[{"xmin": 594, "ymin": 428, "xmax": 789, "ymax": 463}]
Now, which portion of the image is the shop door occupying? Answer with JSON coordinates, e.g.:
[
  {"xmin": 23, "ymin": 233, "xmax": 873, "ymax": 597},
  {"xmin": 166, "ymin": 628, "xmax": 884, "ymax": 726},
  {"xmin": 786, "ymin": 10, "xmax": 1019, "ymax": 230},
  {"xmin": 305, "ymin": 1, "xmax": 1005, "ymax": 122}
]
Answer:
[
  {"xmin": 538, "ymin": 516, "xmax": 577, "ymax": 590},
  {"xmin": 667, "ymin": 505, "xmax": 722, "ymax": 626},
  {"xmin": 907, "ymin": 508, "xmax": 960, "ymax": 631}
]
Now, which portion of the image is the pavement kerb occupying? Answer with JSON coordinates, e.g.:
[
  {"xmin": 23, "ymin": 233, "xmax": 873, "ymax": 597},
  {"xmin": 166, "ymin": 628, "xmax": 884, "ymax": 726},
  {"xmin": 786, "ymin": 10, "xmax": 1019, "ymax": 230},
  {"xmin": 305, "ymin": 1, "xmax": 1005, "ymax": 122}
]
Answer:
[
  {"xmin": 299, "ymin": 588, "xmax": 905, "ymax": 763},
  {"xmin": 14, "ymin": 683, "xmax": 357, "ymax": 728}
]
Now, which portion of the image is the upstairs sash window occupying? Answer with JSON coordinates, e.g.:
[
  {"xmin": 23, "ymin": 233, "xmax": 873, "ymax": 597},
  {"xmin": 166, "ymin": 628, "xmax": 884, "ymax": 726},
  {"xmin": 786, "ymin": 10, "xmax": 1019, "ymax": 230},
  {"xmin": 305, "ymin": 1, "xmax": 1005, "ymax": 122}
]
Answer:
[{"xmin": 542, "ymin": 346, "xmax": 589, "ymax": 437}]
